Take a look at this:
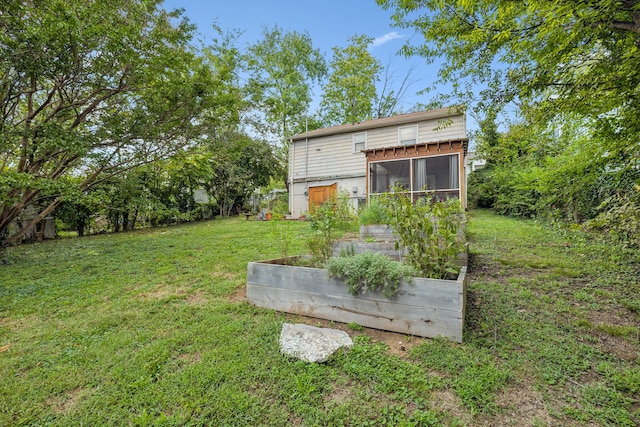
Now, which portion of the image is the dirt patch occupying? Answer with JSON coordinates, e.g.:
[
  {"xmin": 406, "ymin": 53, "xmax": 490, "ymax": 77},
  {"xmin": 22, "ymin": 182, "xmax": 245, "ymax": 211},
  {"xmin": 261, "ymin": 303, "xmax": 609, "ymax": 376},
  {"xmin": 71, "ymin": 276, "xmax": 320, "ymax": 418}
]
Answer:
[
  {"xmin": 592, "ymin": 332, "xmax": 638, "ymax": 361},
  {"xmin": 363, "ymin": 327, "xmax": 427, "ymax": 358},
  {"xmin": 186, "ymin": 292, "xmax": 207, "ymax": 305},
  {"xmin": 176, "ymin": 352, "xmax": 202, "ymax": 366},
  {"xmin": 136, "ymin": 286, "xmax": 188, "ymax": 301},
  {"xmin": 0, "ymin": 315, "xmax": 39, "ymax": 332},
  {"xmin": 429, "ymin": 390, "xmax": 473, "ymax": 425},
  {"xmin": 481, "ymin": 382, "xmax": 557, "ymax": 427},
  {"xmin": 576, "ymin": 309, "xmax": 639, "ymax": 361},
  {"xmin": 586, "ymin": 309, "xmax": 638, "ymax": 329},
  {"xmin": 47, "ymin": 387, "xmax": 91, "ymax": 414},
  {"xmin": 228, "ymin": 286, "xmax": 246, "ymax": 303},
  {"xmin": 324, "ymin": 379, "xmax": 356, "ymax": 405}
]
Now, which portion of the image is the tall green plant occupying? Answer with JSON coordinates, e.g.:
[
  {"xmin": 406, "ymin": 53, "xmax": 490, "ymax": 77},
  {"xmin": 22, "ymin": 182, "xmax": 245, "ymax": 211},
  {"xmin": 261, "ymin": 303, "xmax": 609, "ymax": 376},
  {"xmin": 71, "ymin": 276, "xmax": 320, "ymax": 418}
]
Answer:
[
  {"xmin": 271, "ymin": 213, "xmax": 293, "ymax": 263},
  {"xmin": 358, "ymin": 197, "xmax": 389, "ymax": 225},
  {"xmin": 306, "ymin": 192, "xmax": 358, "ymax": 264},
  {"xmin": 381, "ymin": 188, "xmax": 465, "ymax": 279},
  {"xmin": 306, "ymin": 201, "xmax": 338, "ymax": 265}
]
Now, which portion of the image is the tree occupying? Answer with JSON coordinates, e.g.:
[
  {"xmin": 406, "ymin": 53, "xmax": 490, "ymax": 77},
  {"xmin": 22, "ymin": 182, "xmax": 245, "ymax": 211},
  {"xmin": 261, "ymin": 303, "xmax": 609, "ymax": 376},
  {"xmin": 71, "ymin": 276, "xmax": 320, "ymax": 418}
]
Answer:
[
  {"xmin": 377, "ymin": 0, "xmax": 640, "ymax": 125},
  {"xmin": 246, "ymin": 26, "xmax": 327, "ymax": 139},
  {"xmin": 374, "ymin": 59, "xmax": 417, "ymax": 119},
  {"xmin": 205, "ymin": 133, "xmax": 278, "ymax": 217},
  {"xmin": 379, "ymin": 0, "xmax": 640, "ymax": 245},
  {"xmin": 320, "ymin": 35, "xmax": 382, "ymax": 125},
  {"xmin": 0, "ymin": 0, "xmax": 218, "ymax": 246}
]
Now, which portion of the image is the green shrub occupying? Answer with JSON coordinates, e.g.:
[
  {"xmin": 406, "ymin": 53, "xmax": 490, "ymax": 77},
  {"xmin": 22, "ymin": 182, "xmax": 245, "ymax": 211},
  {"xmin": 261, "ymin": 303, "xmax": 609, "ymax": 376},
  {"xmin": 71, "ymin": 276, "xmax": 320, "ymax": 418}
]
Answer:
[
  {"xmin": 588, "ymin": 190, "xmax": 640, "ymax": 248},
  {"xmin": 327, "ymin": 252, "xmax": 418, "ymax": 298},
  {"xmin": 271, "ymin": 214, "xmax": 293, "ymax": 262},
  {"xmin": 381, "ymin": 187, "xmax": 465, "ymax": 279},
  {"xmin": 358, "ymin": 197, "xmax": 389, "ymax": 225},
  {"xmin": 467, "ymin": 168, "xmax": 496, "ymax": 209},
  {"xmin": 334, "ymin": 190, "xmax": 358, "ymax": 232},
  {"xmin": 306, "ymin": 192, "xmax": 358, "ymax": 263},
  {"xmin": 307, "ymin": 201, "xmax": 338, "ymax": 264}
]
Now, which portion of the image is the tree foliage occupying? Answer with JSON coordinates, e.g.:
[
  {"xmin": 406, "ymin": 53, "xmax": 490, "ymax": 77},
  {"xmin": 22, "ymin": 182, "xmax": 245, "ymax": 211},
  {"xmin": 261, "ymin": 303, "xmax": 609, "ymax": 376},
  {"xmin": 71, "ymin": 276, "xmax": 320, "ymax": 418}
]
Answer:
[
  {"xmin": 0, "ymin": 0, "xmax": 220, "ymax": 245},
  {"xmin": 246, "ymin": 25, "xmax": 327, "ymax": 138},
  {"xmin": 320, "ymin": 35, "xmax": 382, "ymax": 125},
  {"xmin": 204, "ymin": 133, "xmax": 279, "ymax": 217},
  {"xmin": 379, "ymin": 0, "xmax": 640, "ymax": 246},
  {"xmin": 378, "ymin": 0, "xmax": 640, "ymax": 121}
]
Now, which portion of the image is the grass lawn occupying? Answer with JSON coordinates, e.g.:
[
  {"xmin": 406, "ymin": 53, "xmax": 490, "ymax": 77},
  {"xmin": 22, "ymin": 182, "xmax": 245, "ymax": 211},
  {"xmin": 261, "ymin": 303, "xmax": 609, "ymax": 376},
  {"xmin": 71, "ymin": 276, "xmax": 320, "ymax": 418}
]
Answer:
[{"xmin": 1, "ymin": 211, "xmax": 638, "ymax": 426}]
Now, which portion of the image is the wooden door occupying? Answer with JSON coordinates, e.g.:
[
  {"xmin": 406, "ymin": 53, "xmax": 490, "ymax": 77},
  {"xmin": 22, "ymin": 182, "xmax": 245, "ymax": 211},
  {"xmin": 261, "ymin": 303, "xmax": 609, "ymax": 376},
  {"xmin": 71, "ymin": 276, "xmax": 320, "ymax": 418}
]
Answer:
[{"xmin": 308, "ymin": 183, "xmax": 337, "ymax": 211}]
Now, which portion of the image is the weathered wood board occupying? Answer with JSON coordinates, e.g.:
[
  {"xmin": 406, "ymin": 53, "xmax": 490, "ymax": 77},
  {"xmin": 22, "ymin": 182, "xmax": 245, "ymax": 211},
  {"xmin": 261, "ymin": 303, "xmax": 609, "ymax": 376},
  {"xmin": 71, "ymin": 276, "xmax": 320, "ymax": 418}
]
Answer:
[{"xmin": 247, "ymin": 259, "xmax": 467, "ymax": 343}]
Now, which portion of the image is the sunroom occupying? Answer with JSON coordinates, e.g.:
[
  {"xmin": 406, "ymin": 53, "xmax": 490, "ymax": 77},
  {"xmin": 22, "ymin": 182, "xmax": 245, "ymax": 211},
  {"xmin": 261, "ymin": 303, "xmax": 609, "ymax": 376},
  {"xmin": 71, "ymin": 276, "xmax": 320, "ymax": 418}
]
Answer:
[{"xmin": 364, "ymin": 139, "xmax": 468, "ymax": 205}]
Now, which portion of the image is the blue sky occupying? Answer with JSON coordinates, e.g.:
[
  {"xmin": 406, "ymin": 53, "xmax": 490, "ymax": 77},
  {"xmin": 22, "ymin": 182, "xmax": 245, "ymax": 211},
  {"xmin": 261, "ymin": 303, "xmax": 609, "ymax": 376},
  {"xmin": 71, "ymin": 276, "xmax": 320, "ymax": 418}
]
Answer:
[{"xmin": 161, "ymin": 0, "xmax": 442, "ymax": 115}]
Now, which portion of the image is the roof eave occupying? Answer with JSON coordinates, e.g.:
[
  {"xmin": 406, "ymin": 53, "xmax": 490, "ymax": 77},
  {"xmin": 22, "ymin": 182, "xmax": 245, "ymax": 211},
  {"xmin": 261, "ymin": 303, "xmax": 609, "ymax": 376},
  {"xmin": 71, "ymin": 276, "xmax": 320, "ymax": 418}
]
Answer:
[{"xmin": 290, "ymin": 107, "xmax": 465, "ymax": 142}]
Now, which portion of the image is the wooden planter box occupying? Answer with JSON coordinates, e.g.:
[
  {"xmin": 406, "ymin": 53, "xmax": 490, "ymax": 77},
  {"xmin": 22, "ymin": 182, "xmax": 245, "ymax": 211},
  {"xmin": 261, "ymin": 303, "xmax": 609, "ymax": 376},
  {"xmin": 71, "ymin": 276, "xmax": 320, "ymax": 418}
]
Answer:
[
  {"xmin": 359, "ymin": 224, "xmax": 395, "ymax": 241},
  {"xmin": 246, "ymin": 258, "xmax": 467, "ymax": 343}
]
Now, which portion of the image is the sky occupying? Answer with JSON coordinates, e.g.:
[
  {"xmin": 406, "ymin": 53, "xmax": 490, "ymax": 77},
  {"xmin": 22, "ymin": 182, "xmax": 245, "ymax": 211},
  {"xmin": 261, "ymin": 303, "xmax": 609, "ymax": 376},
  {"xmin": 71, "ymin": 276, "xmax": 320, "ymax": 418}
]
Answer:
[{"xmin": 161, "ymin": 0, "xmax": 445, "ymax": 117}]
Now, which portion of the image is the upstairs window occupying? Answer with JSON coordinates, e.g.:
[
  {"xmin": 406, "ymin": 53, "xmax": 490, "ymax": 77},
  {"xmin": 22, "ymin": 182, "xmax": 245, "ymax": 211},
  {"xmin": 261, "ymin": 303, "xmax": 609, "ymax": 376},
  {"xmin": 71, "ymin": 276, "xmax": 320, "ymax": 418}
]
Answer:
[
  {"xmin": 353, "ymin": 132, "xmax": 367, "ymax": 152},
  {"xmin": 398, "ymin": 125, "xmax": 418, "ymax": 146}
]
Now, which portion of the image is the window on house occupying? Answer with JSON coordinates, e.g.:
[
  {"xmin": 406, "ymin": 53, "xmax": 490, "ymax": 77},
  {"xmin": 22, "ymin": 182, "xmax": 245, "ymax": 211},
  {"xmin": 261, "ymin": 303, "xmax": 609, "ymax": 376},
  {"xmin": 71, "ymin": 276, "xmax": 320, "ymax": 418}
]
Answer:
[
  {"xmin": 369, "ymin": 153, "xmax": 460, "ymax": 201},
  {"xmin": 370, "ymin": 160, "xmax": 410, "ymax": 193},
  {"xmin": 398, "ymin": 125, "xmax": 418, "ymax": 145},
  {"xmin": 353, "ymin": 132, "xmax": 367, "ymax": 152}
]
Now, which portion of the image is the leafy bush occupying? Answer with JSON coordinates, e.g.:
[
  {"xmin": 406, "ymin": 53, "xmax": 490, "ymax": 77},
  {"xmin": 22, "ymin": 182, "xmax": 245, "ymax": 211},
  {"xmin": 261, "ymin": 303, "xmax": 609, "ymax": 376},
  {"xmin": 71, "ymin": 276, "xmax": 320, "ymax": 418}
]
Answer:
[
  {"xmin": 327, "ymin": 252, "xmax": 417, "ymax": 298},
  {"xmin": 467, "ymin": 168, "xmax": 496, "ymax": 209},
  {"xmin": 271, "ymin": 213, "xmax": 293, "ymax": 262},
  {"xmin": 381, "ymin": 187, "xmax": 465, "ymax": 279},
  {"xmin": 588, "ymin": 189, "xmax": 640, "ymax": 248},
  {"xmin": 334, "ymin": 190, "xmax": 358, "ymax": 232},
  {"xmin": 358, "ymin": 197, "xmax": 389, "ymax": 225},
  {"xmin": 307, "ymin": 201, "xmax": 338, "ymax": 264},
  {"xmin": 306, "ymin": 193, "xmax": 358, "ymax": 263}
]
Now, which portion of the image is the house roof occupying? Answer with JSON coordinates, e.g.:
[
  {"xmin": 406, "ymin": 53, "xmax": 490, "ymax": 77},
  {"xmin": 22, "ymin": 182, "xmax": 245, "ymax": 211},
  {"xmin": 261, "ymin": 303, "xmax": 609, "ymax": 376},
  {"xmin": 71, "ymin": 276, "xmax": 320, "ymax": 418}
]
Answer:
[{"xmin": 290, "ymin": 107, "xmax": 465, "ymax": 142}]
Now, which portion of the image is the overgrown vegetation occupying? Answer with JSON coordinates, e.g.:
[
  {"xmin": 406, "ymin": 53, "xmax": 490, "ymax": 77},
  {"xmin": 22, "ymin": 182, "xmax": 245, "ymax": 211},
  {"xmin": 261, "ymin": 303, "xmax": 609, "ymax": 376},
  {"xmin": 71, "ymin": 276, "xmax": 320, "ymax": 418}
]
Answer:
[
  {"xmin": 381, "ymin": 189, "xmax": 465, "ymax": 279},
  {"xmin": 378, "ymin": 0, "xmax": 640, "ymax": 249},
  {"xmin": 467, "ymin": 113, "xmax": 640, "ymax": 249},
  {"xmin": 270, "ymin": 213, "xmax": 293, "ymax": 262},
  {"xmin": 306, "ymin": 193, "xmax": 357, "ymax": 265},
  {"xmin": 306, "ymin": 191, "xmax": 464, "ymax": 295},
  {"xmin": 358, "ymin": 197, "xmax": 389, "ymax": 226},
  {"xmin": 327, "ymin": 252, "xmax": 418, "ymax": 298},
  {"xmin": 1, "ymin": 211, "xmax": 638, "ymax": 425},
  {"xmin": 2, "ymin": 1, "xmax": 417, "ymax": 248}
]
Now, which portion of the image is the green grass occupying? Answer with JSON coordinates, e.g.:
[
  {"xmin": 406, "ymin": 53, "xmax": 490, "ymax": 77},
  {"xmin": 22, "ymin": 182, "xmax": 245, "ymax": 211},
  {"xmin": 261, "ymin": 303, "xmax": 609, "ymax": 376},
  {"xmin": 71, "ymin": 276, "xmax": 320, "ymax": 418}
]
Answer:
[{"xmin": 1, "ymin": 211, "xmax": 639, "ymax": 426}]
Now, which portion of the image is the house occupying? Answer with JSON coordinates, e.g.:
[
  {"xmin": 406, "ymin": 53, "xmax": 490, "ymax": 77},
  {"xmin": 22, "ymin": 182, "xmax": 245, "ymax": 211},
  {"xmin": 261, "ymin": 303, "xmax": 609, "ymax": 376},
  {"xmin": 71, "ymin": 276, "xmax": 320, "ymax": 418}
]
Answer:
[
  {"xmin": 288, "ymin": 107, "xmax": 469, "ymax": 218},
  {"xmin": 465, "ymin": 152, "xmax": 486, "ymax": 176}
]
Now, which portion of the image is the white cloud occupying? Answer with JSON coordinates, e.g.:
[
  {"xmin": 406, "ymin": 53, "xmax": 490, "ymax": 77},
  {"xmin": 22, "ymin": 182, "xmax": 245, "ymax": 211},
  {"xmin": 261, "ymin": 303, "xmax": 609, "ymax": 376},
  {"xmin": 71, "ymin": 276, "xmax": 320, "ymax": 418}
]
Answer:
[{"xmin": 372, "ymin": 31, "xmax": 404, "ymax": 47}]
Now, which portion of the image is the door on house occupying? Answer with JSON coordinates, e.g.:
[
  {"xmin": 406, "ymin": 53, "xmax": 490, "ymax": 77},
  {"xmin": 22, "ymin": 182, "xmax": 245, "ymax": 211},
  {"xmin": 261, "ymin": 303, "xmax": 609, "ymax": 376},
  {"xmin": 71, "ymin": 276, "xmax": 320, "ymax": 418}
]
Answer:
[{"xmin": 308, "ymin": 183, "xmax": 337, "ymax": 211}]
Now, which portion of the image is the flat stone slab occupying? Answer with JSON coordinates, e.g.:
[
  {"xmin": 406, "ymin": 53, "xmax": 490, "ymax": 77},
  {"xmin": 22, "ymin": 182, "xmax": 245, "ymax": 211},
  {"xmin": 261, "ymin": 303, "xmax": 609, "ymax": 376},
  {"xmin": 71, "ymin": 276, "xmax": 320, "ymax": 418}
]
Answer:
[{"xmin": 279, "ymin": 323, "xmax": 353, "ymax": 363}]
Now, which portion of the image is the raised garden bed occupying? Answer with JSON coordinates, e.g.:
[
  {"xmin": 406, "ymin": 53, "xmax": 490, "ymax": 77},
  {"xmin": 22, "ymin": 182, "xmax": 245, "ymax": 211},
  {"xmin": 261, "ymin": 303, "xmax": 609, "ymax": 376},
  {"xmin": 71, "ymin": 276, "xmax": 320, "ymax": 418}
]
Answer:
[{"xmin": 246, "ymin": 257, "xmax": 467, "ymax": 343}]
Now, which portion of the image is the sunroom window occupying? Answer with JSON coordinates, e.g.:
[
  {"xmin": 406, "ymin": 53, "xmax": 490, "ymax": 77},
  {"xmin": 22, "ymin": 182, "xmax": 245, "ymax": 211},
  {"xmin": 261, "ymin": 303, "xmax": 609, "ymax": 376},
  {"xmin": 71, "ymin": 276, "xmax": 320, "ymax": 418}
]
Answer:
[{"xmin": 369, "ymin": 153, "xmax": 460, "ymax": 201}]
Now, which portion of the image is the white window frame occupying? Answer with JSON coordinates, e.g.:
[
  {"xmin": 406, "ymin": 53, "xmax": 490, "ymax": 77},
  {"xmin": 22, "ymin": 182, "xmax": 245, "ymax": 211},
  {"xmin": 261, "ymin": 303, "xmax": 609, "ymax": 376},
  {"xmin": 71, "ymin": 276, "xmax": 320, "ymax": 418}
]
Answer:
[
  {"xmin": 398, "ymin": 125, "xmax": 418, "ymax": 146},
  {"xmin": 353, "ymin": 132, "xmax": 367, "ymax": 153}
]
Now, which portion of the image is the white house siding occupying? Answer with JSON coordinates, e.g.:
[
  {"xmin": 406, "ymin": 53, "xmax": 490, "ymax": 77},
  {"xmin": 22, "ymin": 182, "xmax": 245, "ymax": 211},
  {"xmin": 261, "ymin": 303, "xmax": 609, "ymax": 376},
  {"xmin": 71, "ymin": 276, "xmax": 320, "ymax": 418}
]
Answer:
[
  {"xmin": 367, "ymin": 115, "xmax": 466, "ymax": 151},
  {"xmin": 289, "ymin": 133, "xmax": 367, "ymax": 218},
  {"xmin": 290, "ymin": 177, "xmax": 367, "ymax": 218},
  {"xmin": 288, "ymin": 110, "xmax": 467, "ymax": 218}
]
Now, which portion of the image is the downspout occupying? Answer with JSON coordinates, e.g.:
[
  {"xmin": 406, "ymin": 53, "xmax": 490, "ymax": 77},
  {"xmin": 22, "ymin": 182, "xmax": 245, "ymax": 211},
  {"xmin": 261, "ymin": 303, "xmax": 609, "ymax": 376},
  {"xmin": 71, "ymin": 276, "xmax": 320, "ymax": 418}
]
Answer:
[
  {"xmin": 305, "ymin": 116, "xmax": 309, "ymax": 213},
  {"xmin": 289, "ymin": 137, "xmax": 294, "ymax": 217}
]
